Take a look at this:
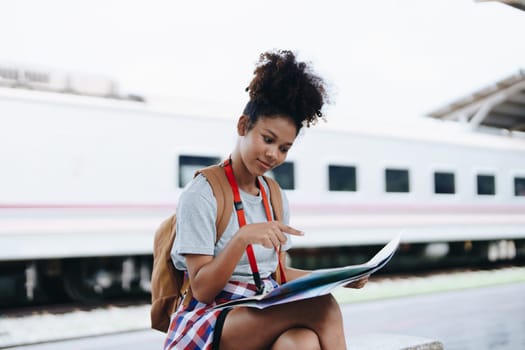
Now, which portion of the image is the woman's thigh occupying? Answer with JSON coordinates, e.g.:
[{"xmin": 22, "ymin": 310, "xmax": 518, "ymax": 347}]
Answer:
[{"xmin": 218, "ymin": 294, "xmax": 342, "ymax": 350}]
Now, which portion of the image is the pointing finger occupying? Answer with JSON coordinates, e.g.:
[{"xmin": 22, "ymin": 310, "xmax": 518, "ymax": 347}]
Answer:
[{"xmin": 277, "ymin": 223, "xmax": 304, "ymax": 236}]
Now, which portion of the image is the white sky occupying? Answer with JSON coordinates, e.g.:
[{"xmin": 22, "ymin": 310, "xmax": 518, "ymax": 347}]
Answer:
[{"xmin": 2, "ymin": 0, "xmax": 524, "ymax": 126}]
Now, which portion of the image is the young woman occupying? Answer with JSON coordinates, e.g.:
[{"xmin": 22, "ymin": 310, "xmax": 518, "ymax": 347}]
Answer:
[{"xmin": 166, "ymin": 50, "xmax": 367, "ymax": 350}]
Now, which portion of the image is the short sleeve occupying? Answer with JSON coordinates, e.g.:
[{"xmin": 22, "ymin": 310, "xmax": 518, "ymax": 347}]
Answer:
[{"xmin": 171, "ymin": 176, "xmax": 217, "ymax": 270}]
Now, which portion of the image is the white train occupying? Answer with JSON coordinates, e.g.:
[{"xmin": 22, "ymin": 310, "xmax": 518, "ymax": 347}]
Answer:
[{"xmin": 1, "ymin": 66, "xmax": 524, "ymax": 304}]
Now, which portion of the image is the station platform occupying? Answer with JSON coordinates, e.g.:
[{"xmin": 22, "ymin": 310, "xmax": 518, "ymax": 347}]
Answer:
[
  {"xmin": 1, "ymin": 330, "xmax": 445, "ymax": 350},
  {"xmin": 3, "ymin": 267, "xmax": 524, "ymax": 349},
  {"xmin": 349, "ymin": 333, "xmax": 443, "ymax": 350}
]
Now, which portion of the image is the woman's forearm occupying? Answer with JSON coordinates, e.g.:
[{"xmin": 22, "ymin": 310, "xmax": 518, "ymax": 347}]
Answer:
[{"xmin": 188, "ymin": 234, "xmax": 248, "ymax": 303}]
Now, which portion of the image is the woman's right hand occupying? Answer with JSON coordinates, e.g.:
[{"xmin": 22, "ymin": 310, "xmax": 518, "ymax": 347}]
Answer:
[{"xmin": 238, "ymin": 221, "xmax": 304, "ymax": 249}]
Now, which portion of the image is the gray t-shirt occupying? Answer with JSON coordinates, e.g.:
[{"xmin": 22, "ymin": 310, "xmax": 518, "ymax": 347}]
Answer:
[{"xmin": 171, "ymin": 173, "xmax": 291, "ymax": 283}]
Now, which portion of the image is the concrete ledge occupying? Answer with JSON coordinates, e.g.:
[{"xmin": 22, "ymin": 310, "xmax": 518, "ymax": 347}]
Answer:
[{"xmin": 348, "ymin": 333, "xmax": 444, "ymax": 350}]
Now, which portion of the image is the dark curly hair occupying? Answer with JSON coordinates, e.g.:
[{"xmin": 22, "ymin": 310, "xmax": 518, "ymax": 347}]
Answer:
[{"xmin": 243, "ymin": 50, "xmax": 329, "ymax": 133}]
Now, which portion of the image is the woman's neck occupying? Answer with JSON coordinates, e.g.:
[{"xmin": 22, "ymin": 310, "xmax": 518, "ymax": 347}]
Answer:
[{"xmin": 229, "ymin": 153, "xmax": 259, "ymax": 195}]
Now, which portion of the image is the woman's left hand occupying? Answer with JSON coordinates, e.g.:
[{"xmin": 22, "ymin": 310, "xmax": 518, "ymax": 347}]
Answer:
[{"xmin": 343, "ymin": 275, "xmax": 369, "ymax": 289}]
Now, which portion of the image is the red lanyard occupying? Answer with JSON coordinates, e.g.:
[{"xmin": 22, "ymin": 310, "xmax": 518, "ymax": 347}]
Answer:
[{"xmin": 223, "ymin": 159, "xmax": 286, "ymax": 294}]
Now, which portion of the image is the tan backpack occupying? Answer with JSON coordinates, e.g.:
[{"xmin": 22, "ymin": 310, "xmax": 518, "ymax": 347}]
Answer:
[{"xmin": 150, "ymin": 164, "xmax": 284, "ymax": 332}]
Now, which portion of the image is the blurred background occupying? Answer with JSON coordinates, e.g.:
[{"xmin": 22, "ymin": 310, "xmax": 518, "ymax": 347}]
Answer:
[{"xmin": 1, "ymin": 0, "xmax": 524, "ymax": 349}]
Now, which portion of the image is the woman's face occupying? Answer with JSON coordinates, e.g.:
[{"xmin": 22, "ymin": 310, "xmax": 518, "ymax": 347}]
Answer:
[{"xmin": 238, "ymin": 114, "xmax": 297, "ymax": 177}]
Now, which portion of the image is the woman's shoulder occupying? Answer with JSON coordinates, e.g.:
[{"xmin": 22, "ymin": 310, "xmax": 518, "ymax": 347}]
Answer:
[{"xmin": 179, "ymin": 173, "xmax": 215, "ymax": 205}]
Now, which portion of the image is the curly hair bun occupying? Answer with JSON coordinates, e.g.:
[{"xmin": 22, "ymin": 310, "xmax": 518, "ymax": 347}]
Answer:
[{"xmin": 244, "ymin": 50, "xmax": 329, "ymax": 130}]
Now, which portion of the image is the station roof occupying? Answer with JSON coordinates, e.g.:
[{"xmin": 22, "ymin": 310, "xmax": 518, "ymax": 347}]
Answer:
[
  {"xmin": 427, "ymin": 70, "xmax": 525, "ymax": 132},
  {"xmin": 477, "ymin": 0, "xmax": 525, "ymax": 11}
]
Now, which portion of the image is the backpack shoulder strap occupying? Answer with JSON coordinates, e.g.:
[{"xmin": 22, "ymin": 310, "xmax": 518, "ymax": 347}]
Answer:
[
  {"xmin": 196, "ymin": 164, "xmax": 233, "ymax": 238},
  {"xmin": 262, "ymin": 175, "xmax": 284, "ymax": 221}
]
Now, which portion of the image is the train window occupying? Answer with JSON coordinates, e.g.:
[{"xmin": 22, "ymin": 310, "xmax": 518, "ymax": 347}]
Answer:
[
  {"xmin": 477, "ymin": 174, "xmax": 495, "ymax": 195},
  {"xmin": 328, "ymin": 165, "xmax": 357, "ymax": 192},
  {"xmin": 267, "ymin": 161, "xmax": 295, "ymax": 190},
  {"xmin": 514, "ymin": 177, "xmax": 525, "ymax": 196},
  {"xmin": 178, "ymin": 155, "xmax": 221, "ymax": 188},
  {"xmin": 434, "ymin": 172, "xmax": 455, "ymax": 194},
  {"xmin": 385, "ymin": 168, "xmax": 410, "ymax": 193}
]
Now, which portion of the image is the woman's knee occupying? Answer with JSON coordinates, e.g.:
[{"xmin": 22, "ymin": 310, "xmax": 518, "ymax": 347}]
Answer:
[
  {"xmin": 271, "ymin": 328, "xmax": 320, "ymax": 350},
  {"xmin": 313, "ymin": 294, "xmax": 343, "ymax": 321}
]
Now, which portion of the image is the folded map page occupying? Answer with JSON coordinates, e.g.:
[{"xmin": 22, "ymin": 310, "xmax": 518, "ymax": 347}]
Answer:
[{"xmin": 215, "ymin": 233, "xmax": 402, "ymax": 309}]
